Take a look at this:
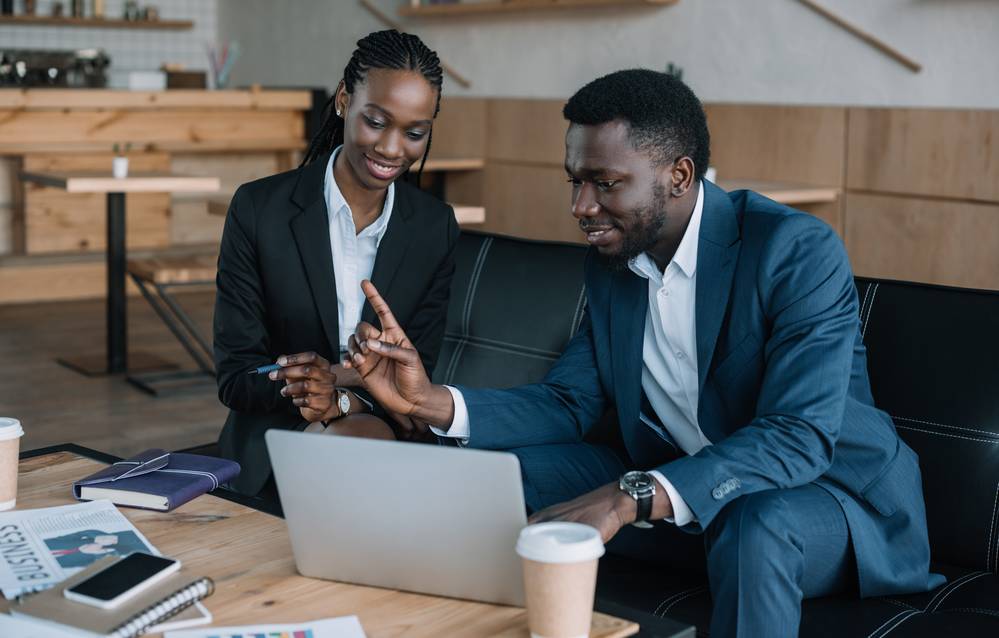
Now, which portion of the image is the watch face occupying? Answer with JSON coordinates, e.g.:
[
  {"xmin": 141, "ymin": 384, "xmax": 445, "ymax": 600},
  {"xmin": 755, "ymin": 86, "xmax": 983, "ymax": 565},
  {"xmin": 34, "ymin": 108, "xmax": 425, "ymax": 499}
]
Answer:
[
  {"xmin": 622, "ymin": 471, "xmax": 654, "ymax": 491},
  {"xmin": 338, "ymin": 392, "xmax": 350, "ymax": 413}
]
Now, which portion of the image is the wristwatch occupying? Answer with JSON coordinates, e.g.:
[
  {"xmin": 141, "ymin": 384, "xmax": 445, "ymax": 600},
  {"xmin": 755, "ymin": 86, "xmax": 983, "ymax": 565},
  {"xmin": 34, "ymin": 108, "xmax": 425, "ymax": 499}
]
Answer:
[
  {"xmin": 335, "ymin": 388, "xmax": 351, "ymax": 418},
  {"xmin": 619, "ymin": 471, "xmax": 656, "ymax": 527}
]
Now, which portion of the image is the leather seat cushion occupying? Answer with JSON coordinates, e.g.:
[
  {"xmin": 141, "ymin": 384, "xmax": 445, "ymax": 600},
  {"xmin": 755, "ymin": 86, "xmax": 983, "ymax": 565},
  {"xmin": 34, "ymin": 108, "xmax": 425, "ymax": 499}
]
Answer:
[{"xmin": 597, "ymin": 554, "xmax": 999, "ymax": 637}]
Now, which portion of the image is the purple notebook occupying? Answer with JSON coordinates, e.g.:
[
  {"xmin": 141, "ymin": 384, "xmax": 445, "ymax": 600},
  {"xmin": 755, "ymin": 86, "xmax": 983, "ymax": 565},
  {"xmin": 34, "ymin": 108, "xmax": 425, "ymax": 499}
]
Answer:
[{"xmin": 73, "ymin": 449, "xmax": 241, "ymax": 511}]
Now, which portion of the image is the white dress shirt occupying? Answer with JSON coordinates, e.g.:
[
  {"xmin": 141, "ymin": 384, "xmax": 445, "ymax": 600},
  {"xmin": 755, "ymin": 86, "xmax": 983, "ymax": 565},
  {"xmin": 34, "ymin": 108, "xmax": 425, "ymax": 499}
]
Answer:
[
  {"xmin": 324, "ymin": 146, "xmax": 394, "ymax": 349},
  {"xmin": 434, "ymin": 183, "xmax": 709, "ymax": 527}
]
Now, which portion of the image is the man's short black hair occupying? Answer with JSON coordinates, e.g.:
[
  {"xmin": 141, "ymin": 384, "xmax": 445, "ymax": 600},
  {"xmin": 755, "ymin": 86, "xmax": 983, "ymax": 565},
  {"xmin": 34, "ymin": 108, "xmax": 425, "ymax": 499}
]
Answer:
[{"xmin": 563, "ymin": 69, "xmax": 710, "ymax": 181}]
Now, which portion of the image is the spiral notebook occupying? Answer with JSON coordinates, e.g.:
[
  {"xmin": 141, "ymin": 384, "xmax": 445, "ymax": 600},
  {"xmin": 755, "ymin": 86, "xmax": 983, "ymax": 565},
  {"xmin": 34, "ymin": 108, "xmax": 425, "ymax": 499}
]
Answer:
[{"xmin": 10, "ymin": 555, "xmax": 214, "ymax": 638}]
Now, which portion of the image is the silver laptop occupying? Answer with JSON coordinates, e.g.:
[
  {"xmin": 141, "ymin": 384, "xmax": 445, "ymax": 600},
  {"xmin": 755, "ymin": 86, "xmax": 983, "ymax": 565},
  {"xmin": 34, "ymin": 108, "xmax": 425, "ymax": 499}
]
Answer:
[{"xmin": 265, "ymin": 429, "xmax": 527, "ymax": 606}]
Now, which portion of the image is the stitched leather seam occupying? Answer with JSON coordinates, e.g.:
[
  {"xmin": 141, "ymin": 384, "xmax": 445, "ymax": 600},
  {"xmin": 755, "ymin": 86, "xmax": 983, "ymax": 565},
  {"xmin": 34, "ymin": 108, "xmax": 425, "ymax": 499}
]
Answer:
[
  {"xmin": 894, "ymin": 425, "xmax": 999, "ymax": 445},
  {"xmin": 652, "ymin": 586, "xmax": 700, "ymax": 617},
  {"xmin": 662, "ymin": 586, "xmax": 709, "ymax": 615},
  {"xmin": 569, "ymin": 285, "xmax": 586, "ymax": 340},
  {"xmin": 988, "ymin": 483, "xmax": 999, "ymax": 573},
  {"xmin": 925, "ymin": 570, "xmax": 987, "ymax": 611},
  {"xmin": 443, "ymin": 339, "xmax": 467, "ymax": 385},
  {"xmin": 877, "ymin": 610, "xmax": 920, "ymax": 637},
  {"xmin": 442, "ymin": 333, "xmax": 562, "ymax": 358},
  {"xmin": 859, "ymin": 282, "xmax": 873, "ymax": 324},
  {"xmin": 658, "ymin": 586, "xmax": 709, "ymax": 617},
  {"xmin": 944, "ymin": 607, "xmax": 999, "ymax": 617},
  {"xmin": 891, "ymin": 415, "xmax": 999, "ymax": 440},
  {"xmin": 862, "ymin": 282, "xmax": 880, "ymax": 338},
  {"xmin": 441, "ymin": 337, "xmax": 560, "ymax": 362},
  {"xmin": 866, "ymin": 610, "xmax": 917, "ymax": 638},
  {"xmin": 445, "ymin": 239, "xmax": 492, "ymax": 384},
  {"xmin": 931, "ymin": 572, "xmax": 991, "ymax": 611},
  {"xmin": 462, "ymin": 237, "xmax": 492, "ymax": 335},
  {"xmin": 880, "ymin": 598, "xmax": 919, "ymax": 611}
]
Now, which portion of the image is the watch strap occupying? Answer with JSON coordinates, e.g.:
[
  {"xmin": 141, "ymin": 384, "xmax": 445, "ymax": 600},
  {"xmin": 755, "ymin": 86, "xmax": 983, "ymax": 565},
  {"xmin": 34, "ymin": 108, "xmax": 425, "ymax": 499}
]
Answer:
[{"xmin": 635, "ymin": 491, "xmax": 653, "ymax": 523}]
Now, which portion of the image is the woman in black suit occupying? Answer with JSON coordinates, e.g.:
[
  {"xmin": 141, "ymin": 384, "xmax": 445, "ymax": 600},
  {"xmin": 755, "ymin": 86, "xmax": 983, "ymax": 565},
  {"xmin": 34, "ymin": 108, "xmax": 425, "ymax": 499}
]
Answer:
[{"xmin": 214, "ymin": 30, "xmax": 459, "ymax": 496}]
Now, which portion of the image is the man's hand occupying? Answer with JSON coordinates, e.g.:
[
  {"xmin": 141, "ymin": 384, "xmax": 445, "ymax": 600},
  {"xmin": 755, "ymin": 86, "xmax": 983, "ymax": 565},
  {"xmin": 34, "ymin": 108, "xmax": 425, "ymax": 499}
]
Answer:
[
  {"xmin": 344, "ymin": 280, "xmax": 455, "ymax": 426},
  {"xmin": 270, "ymin": 351, "xmax": 339, "ymax": 422},
  {"xmin": 529, "ymin": 483, "xmax": 637, "ymax": 543},
  {"xmin": 529, "ymin": 480, "xmax": 675, "ymax": 543}
]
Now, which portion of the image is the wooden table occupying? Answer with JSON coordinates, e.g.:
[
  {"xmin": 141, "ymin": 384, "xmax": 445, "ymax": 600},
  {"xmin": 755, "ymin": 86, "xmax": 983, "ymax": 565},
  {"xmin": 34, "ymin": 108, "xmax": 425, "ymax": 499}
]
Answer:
[
  {"xmin": 19, "ymin": 172, "xmax": 220, "ymax": 377},
  {"xmin": 13, "ymin": 446, "xmax": 641, "ymax": 637}
]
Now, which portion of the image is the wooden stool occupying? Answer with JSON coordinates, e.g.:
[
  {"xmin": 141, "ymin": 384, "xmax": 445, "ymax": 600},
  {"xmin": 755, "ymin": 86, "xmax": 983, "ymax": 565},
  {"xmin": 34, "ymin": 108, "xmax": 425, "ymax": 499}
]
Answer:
[{"xmin": 127, "ymin": 254, "xmax": 218, "ymax": 395}]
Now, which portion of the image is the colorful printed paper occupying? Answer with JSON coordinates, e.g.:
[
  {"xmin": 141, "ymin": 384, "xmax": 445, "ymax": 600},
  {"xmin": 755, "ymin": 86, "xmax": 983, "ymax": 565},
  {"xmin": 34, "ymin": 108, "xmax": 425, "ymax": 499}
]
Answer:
[{"xmin": 165, "ymin": 616, "xmax": 366, "ymax": 638}]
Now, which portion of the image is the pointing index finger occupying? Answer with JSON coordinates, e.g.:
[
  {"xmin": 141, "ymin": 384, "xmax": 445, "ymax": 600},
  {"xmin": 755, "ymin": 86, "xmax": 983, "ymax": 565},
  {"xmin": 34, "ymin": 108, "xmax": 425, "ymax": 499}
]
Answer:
[{"xmin": 361, "ymin": 280, "xmax": 400, "ymax": 331}]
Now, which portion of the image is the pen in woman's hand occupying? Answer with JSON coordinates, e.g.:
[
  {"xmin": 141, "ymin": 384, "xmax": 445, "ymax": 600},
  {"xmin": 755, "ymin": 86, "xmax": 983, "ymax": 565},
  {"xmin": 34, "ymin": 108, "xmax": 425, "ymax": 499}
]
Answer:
[{"xmin": 248, "ymin": 363, "xmax": 282, "ymax": 375}]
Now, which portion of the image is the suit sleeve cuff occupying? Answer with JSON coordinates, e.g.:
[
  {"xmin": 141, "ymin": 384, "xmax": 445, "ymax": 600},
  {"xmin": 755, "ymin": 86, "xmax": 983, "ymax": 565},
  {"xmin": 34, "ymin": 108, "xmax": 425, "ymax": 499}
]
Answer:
[
  {"xmin": 649, "ymin": 470, "xmax": 696, "ymax": 527},
  {"xmin": 429, "ymin": 385, "xmax": 470, "ymax": 446}
]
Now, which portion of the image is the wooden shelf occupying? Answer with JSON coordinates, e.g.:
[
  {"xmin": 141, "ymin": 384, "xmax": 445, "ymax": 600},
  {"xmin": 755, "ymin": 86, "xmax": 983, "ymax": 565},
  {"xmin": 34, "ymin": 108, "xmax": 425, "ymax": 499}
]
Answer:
[
  {"xmin": 0, "ymin": 15, "xmax": 193, "ymax": 30},
  {"xmin": 717, "ymin": 179, "xmax": 840, "ymax": 206},
  {"xmin": 400, "ymin": 0, "xmax": 677, "ymax": 17},
  {"xmin": 421, "ymin": 157, "xmax": 485, "ymax": 171}
]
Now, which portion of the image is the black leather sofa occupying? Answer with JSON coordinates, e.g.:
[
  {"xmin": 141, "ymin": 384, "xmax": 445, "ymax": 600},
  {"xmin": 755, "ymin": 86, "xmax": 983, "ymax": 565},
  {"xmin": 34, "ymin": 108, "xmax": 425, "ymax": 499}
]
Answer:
[{"xmin": 441, "ymin": 230, "xmax": 999, "ymax": 637}]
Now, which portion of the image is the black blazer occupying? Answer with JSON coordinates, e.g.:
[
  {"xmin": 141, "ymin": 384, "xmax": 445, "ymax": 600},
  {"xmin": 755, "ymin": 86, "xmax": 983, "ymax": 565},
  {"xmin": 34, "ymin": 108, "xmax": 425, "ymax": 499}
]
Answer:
[{"xmin": 214, "ymin": 153, "xmax": 460, "ymax": 495}]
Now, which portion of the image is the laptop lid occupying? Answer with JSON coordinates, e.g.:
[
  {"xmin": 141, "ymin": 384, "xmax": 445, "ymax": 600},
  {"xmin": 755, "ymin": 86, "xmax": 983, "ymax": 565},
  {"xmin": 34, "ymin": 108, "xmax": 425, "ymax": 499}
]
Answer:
[{"xmin": 265, "ymin": 430, "xmax": 527, "ymax": 606}]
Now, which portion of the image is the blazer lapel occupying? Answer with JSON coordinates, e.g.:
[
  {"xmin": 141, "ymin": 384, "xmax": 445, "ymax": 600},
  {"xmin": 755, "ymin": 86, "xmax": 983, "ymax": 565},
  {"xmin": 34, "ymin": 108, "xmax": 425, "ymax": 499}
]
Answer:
[
  {"xmin": 289, "ymin": 153, "xmax": 341, "ymax": 352},
  {"xmin": 610, "ymin": 268, "xmax": 649, "ymax": 448},
  {"xmin": 695, "ymin": 181, "xmax": 742, "ymax": 392},
  {"xmin": 361, "ymin": 186, "xmax": 415, "ymax": 326}
]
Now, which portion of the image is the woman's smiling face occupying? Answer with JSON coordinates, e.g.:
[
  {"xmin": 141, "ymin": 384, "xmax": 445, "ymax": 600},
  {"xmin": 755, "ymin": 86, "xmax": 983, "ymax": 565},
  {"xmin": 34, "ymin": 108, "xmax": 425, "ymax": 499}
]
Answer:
[{"xmin": 336, "ymin": 68, "xmax": 439, "ymax": 191}]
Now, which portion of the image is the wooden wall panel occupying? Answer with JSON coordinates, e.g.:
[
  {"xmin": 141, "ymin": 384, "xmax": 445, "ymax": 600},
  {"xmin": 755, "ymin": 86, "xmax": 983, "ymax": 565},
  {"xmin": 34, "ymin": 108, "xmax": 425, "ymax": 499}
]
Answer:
[
  {"xmin": 847, "ymin": 108, "xmax": 999, "ymax": 203},
  {"xmin": 845, "ymin": 193, "xmax": 999, "ymax": 290},
  {"xmin": 170, "ymin": 152, "xmax": 280, "ymax": 246},
  {"xmin": 705, "ymin": 104, "xmax": 847, "ymax": 185},
  {"xmin": 797, "ymin": 199, "xmax": 843, "ymax": 238},
  {"xmin": 481, "ymin": 164, "xmax": 582, "ymax": 244},
  {"xmin": 487, "ymin": 99, "xmax": 566, "ymax": 165},
  {"xmin": 433, "ymin": 98, "xmax": 488, "ymax": 159},
  {"xmin": 19, "ymin": 153, "xmax": 171, "ymax": 254}
]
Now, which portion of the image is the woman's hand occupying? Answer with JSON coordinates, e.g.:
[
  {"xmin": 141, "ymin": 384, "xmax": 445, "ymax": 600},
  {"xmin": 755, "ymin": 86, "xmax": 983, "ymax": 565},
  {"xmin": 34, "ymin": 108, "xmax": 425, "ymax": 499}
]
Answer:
[
  {"xmin": 330, "ymin": 363, "xmax": 362, "ymax": 388},
  {"xmin": 270, "ymin": 351, "xmax": 339, "ymax": 423}
]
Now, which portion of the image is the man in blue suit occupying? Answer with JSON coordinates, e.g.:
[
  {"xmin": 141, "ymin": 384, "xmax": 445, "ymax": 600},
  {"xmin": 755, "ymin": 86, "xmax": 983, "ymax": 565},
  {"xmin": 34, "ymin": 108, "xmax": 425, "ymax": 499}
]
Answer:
[{"xmin": 343, "ymin": 70, "xmax": 942, "ymax": 637}]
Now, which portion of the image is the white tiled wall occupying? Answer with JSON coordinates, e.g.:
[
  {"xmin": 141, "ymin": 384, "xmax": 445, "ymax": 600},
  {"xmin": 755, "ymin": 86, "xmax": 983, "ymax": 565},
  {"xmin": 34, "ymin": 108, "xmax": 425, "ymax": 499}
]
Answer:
[{"xmin": 0, "ymin": 0, "xmax": 218, "ymax": 77}]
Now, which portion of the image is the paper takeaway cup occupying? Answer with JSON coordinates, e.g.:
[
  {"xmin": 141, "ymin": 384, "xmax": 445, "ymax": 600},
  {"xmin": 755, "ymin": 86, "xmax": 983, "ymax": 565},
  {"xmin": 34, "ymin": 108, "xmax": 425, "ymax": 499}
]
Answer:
[
  {"xmin": 516, "ymin": 522, "xmax": 606, "ymax": 638},
  {"xmin": 0, "ymin": 418, "xmax": 24, "ymax": 511}
]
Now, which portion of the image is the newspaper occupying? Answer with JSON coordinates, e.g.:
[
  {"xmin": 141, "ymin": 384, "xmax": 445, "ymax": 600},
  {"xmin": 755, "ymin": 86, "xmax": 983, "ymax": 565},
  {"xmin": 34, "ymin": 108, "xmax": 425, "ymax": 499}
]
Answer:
[{"xmin": 0, "ymin": 500, "xmax": 158, "ymax": 599}]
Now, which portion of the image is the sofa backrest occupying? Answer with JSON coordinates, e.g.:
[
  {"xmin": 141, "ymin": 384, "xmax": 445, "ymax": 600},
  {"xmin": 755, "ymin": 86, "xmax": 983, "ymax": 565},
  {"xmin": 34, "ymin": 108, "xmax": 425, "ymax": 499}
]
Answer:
[
  {"xmin": 440, "ymin": 232, "xmax": 999, "ymax": 573},
  {"xmin": 855, "ymin": 278, "xmax": 999, "ymax": 573},
  {"xmin": 432, "ymin": 231, "xmax": 588, "ymax": 389}
]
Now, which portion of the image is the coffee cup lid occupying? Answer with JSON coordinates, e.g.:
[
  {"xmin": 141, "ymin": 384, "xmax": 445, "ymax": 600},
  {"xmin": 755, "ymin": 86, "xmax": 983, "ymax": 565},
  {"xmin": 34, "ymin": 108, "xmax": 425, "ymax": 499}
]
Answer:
[
  {"xmin": 0, "ymin": 418, "xmax": 24, "ymax": 441},
  {"xmin": 516, "ymin": 522, "xmax": 605, "ymax": 564}
]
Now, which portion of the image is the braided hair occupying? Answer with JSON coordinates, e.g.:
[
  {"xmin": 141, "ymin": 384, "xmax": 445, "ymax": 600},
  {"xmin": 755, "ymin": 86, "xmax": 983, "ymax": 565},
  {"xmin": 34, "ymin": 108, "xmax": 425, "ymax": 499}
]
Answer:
[{"xmin": 301, "ymin": 29, "xmax": 444, "ymax": 185}]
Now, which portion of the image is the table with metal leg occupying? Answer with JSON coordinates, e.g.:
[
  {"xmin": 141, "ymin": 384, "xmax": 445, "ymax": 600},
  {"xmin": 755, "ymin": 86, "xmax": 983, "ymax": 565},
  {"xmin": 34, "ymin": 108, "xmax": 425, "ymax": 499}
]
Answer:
[{"xmin": 19, "ymin": 172, "xmax": 220, "ymax": 376}]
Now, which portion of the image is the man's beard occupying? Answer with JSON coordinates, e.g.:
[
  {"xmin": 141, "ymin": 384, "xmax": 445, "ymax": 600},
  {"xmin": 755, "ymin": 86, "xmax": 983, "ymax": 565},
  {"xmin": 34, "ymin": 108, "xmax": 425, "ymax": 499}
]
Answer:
[{"xmin": 595, "ymin": 183, "xmax": 668, "ymax": 272}]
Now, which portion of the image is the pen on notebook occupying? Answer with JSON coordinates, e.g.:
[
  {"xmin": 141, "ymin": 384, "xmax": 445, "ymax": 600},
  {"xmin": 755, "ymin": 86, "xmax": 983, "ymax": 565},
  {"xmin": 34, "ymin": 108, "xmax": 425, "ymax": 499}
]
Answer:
[{"xmin": 248, "ymin": 363, "xmax": 282, "ymax": 375}]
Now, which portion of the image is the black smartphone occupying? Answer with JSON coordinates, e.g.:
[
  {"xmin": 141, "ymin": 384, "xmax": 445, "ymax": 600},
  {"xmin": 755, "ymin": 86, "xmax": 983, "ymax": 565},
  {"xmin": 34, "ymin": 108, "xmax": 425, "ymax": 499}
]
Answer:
[{"xmin": 63, "ymin": 552, "xmax": 180, "ymax": 609}]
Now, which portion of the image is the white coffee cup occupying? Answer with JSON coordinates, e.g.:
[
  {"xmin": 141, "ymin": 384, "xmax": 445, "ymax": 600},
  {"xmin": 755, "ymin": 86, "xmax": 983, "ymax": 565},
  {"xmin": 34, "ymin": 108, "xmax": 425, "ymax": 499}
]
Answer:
[
  {"xmin": 516, "ymin": 522, "xmax": 606, "ymax": 638},
  {"xmin": 0, "ymin": 418, "xmax": 25, "ymax": 511}
]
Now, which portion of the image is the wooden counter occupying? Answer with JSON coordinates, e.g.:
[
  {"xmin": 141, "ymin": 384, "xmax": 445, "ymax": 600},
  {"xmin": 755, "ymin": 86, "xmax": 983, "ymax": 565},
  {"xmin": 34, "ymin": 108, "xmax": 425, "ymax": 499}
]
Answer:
[
  {"xmin": 0, "ymin": 88, "xmax": 309, "ymax": 155},
  {"xmin": 0, "ymin": 88, "xmax": 310, "ymax": 261}
]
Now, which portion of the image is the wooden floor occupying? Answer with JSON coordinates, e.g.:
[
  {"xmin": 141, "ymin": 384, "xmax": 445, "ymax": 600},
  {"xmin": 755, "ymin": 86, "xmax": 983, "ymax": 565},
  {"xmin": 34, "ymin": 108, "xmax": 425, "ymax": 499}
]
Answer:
[{"xmin": 0, "ymin": 291, "xmax": 226, "ymax": 457}]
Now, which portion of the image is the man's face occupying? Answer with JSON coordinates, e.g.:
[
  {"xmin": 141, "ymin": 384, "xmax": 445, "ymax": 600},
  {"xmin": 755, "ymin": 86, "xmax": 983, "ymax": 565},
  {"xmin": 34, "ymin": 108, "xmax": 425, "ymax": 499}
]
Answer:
[{"xmin": 565, "ymin": 121, "xmax": 670, "ymax": 270}]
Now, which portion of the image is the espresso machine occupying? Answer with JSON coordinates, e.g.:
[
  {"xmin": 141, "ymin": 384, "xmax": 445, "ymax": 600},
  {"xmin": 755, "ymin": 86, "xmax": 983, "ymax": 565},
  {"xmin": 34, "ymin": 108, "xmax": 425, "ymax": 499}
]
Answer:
[{"xmin": 0, "ymin": 48, "xmax": 110, "ymax": 87}]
